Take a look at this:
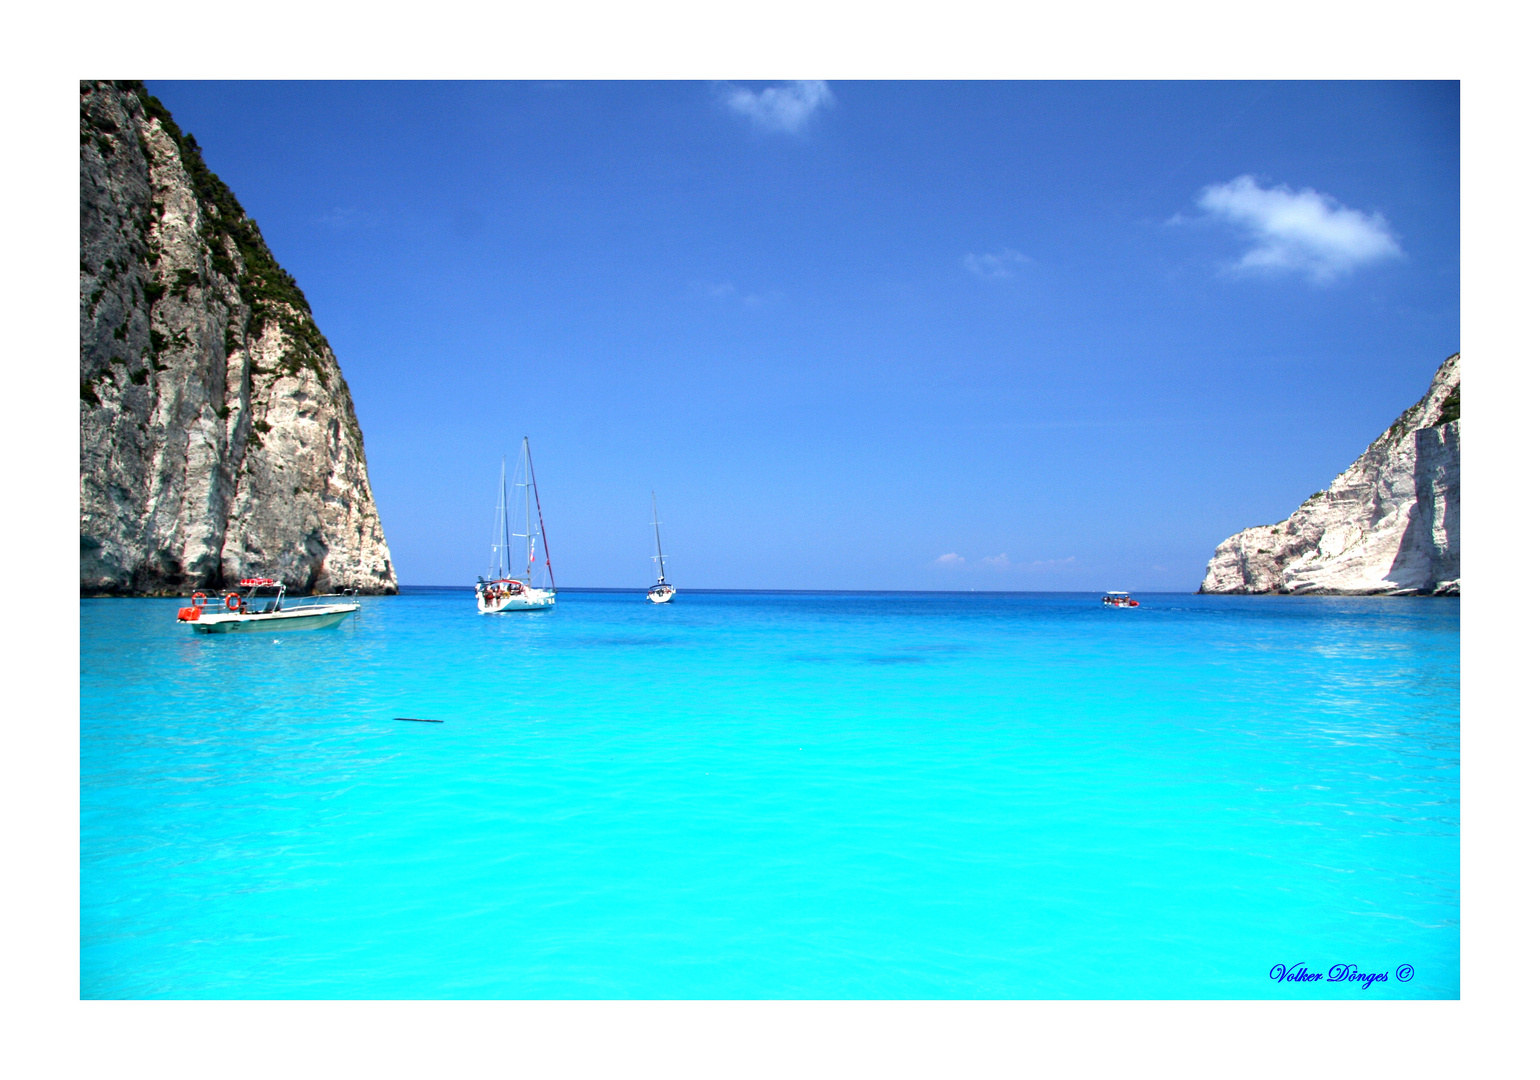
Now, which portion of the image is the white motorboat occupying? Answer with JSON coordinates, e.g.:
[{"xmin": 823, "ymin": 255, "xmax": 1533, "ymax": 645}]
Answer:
[
  {"xmin": 476, "ymin": 437, "xmax": 556, "ymax": 613},
  {"xmin": 1102, "ymin": 591, "xmax": 1140, "ymax": 608},
  {"xmin": 176, "ymin": 578, "xmax": 360, "ymax": 633},
  {"xmin": 646, "ymin": 491, "xmax": 675, "ymax": 604}
]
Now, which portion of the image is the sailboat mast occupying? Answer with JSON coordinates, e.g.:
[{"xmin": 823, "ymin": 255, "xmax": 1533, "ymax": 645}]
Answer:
[
  {"xmin": 525, "ymin": 436, "xmax": 555, "ymax": 590},
  {"xmin": 651, "ymin": 491, "xmax": 666, "ymax": 583},
  {"xmin": 500, "ymin": 456, "xmax": 510, "ymax": 579},
  {"xmin": 522, "ymin": 442, "xmax": 533, "ymax": 582}
]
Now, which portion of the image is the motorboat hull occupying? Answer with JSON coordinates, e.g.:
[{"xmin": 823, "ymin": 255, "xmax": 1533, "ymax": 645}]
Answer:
[{"xmin": 187, "ymin": 604, "xmax": 359, "ymax": 633}]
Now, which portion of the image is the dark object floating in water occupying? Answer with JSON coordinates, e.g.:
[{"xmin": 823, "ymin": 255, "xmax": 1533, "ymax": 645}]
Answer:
[{"xmin": 394, "ymin": 717, "xmax": 443, "ymax": 724}]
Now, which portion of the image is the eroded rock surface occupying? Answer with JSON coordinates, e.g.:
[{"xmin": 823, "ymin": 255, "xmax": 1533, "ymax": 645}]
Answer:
[
  {"xmin": 80, "ymin": 81, "xmax": 396, "ymax": 596},
  {"xmin": 1199, "ymin": 353, "xmax": 1459, "ymax": 596}
]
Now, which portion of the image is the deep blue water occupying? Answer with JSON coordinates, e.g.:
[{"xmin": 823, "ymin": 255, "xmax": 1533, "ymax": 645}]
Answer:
[{"xmin": 80, "ymin": 589, "xmax": 1458, "ymax": 998}]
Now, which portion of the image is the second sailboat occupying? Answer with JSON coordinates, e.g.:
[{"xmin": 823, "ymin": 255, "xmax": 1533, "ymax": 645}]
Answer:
[
  {"xmin": 647, "ymin": 492, "xmax": 675, "ymax": 604},
  {"xmin": 476, "ymin": 437, "xmax": 556, "ymax": 612}
]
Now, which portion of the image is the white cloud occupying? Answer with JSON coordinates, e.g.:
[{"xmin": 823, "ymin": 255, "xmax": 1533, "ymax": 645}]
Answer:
[
  {"xmin": 936, "ymin": 553, "xmax": 1075, "ymax": 572},
  {"xmin": 698, "ymin": 280, "xmax": 779, "ymax": 308},
  {"xmin": 1191, "ymin": 175, "xmax": 1402, "ymax": 282},
  {"xmin": 1025, "ymin": 556, "xmax": 1075, "ymax": 571},
  {"xmin": 963, "ymin": 249, "xmax": 1030, "ymax": 280},
  {"xmin": 723, "ymin": 81, "xmax": 834, "ymax": 134},
  {"xmin": 318, "ymin": 206, "xmax": 374, "ymax": 230}
]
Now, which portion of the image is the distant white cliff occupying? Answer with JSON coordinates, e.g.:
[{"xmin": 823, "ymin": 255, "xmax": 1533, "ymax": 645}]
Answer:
[{"xmin": 1199, "ymin": 353, "xmax": 1459, "ymax": 596}]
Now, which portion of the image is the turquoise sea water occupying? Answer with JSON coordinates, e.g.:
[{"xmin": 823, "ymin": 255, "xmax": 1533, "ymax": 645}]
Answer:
[{"xmin": 80, "ymin": 589, "xmax": 1458, "ymax": 999}]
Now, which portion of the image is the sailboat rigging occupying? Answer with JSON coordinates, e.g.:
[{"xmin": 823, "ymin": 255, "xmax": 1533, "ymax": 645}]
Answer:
[
  {"xmin": 646, "ymin": 491, "xmax": 675, "ymax": 604},
  {"xmin": 475, "ymin": 437, "xmax": 556, "ymax": 612}
]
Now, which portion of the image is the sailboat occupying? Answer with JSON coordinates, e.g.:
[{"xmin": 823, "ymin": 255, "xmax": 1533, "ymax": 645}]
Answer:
[
  {"xmin": 646, "ymin": 491, "xmax": 675, "ymax": 604},
  {"xmin": 475, "ymin": 437, "xmax": 556, "ymax": 612}
]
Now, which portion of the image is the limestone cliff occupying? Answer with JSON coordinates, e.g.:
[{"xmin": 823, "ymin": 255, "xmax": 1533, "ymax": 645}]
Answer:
[
  {"xmin": 80, "ymin": 81, "xmax": 396, "ymax": 596},
  {"xmin": 1199, "ymin": 353, "xmax": 1460, "ymax": 596}
]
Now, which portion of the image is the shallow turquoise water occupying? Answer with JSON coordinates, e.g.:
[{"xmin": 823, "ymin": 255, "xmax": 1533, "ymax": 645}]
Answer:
[{"xmin": 80, "ymin": 589, "xmax": 1458, "ymax": 998}]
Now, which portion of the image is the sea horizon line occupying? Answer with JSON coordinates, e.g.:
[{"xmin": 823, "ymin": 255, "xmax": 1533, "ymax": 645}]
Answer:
[{"xmin": 404, "ymin": 585, "xmax": 1196, "ymax": 596}]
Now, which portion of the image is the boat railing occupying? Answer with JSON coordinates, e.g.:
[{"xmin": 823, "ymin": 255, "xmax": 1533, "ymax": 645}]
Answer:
[
  {"xmin": 180, "ymin": 589, "xmax": 361, "ymax": 610},
  {"xmin": 283, "ymin": 592, "xmax": 361, "ymax": 609}
]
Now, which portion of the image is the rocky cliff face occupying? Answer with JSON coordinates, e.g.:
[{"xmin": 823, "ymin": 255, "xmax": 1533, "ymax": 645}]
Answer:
[
  {"xmin": 80, "ymin": 81, "xmax": 396, "ymax": 596},
  {"xmin": 1199, "ymin": 353, "xmax": 1460, "ymax": 596}
]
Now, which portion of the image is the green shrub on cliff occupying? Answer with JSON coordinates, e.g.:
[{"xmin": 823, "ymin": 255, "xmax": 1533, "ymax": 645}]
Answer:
[
  {"xmin": 1436, "ymin": 385, "xmax": 1460, "ymax": 425},
  {"xmin": 116, "ymin": 81, "xmax": 335, "ymax": 370}
]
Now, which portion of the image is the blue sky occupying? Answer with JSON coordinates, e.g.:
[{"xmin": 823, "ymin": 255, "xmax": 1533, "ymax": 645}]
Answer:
[{"xmin": 144, "ymin": 80, "xmax": 1459, "ymax": 590}]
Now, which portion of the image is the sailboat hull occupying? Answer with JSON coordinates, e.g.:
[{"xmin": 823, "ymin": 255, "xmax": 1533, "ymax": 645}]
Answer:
[
  {"xmin": 646, "ymin": 585, "xmax": 675, "ymax": 604},
  {"xmin": 478, "ymin": 588, "xmax": 555, "ymax": 613}
]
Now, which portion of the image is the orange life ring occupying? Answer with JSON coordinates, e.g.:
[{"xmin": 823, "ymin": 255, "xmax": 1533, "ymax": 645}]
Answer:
[
  {"xmin": 224, "ymin": 593, "xmax": 242, "ymax": 611},
  {"xmin": 191, "ymin": 591, "xmax": 208, "ymax": 607}
]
